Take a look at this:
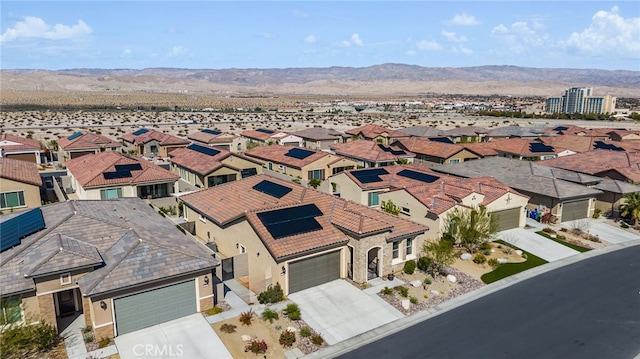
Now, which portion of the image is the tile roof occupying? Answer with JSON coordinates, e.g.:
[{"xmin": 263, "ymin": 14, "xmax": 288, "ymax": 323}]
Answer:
[
  {"xmin": 244, "ymin": 145, "xmax": 328, "ymax": 169},
  {"xmin": 0, "ymin": 133, "xmax": 41, "ymax": 152},
  {"xmin": 460, "ymin": 142, "xmax": 499, "ymax": 156},
  {"xmin": 65, "ymin": 152, "xmax": 179, "ymax": 188},
  {"xmin": 0, "ymin": 157, "xmax": 42, "ymax": 186},
  {"xmin": 338, "ymin": 163, "xmax": 448, "ymax": 190},
  {"xmin": 441, "ymin": 126, "xmax": 489, "ymax": 136},
  {"xmin": 541, "ymin": 150, "xmax": 640, "ymax": 183},
  {"xmin": 0, "ymin": 198, "xmax": 219, "ymax": 297},
  {"xmin": 537, "ymin": 135, "xmax": 596, "ymax": 153},
  {"xmin": 187, "ymin": 130, "xmax": 238, "ymax": 145},
  {"xmin": 345, "ymin": 124, "xmax": 409, "ymax": 139},
  {"xmin": 485, "ymin": 126, "xmax": 547, "ymax": 138},
  {"xmin": 122, "ymin": 129, "xmax": 189, "ymax": 146},
  {"xmin": 330, "ymin": 140, "xmax": 415, "ymax": 163},
  {"xmin": 180, "ymin": 175, "xmax": 428, "ymax": 260},
  {"xmin": 488, "ymin": 138, "xmax": 566, "ymax": 156},
  {"xmin": 169, "ymin": 146, "xmax": 232, "ymax": 176},
  {"xmin": 291, "ymin": 127, "xmax": 347, "ymax": 141},
  {"xmin": 240, "ymin": 129, "xmax": 283, "ymax": 141},
  {"xmin": 396, "ymin": 137, "xmax": 466, "ymax": 158},
  {"xmin": 58, "ymin": 132, "xmax": 121, "ymax": 150},
  {"xmin": 397, "ymin": 126, "xmax": 444, "ymax": 137},
  {"xmin": 593, "ymin": 178, "xmax": 640, "ymax": 194}
]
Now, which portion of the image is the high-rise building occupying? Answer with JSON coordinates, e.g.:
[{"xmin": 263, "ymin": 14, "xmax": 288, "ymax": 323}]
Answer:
[{"xmin": 545, "ymin": 87, "xmax": 616, "ymax": 114}]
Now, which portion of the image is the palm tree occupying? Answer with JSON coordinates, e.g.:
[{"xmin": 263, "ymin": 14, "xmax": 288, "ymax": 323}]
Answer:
[{"xmin": 620, "ymin": 192, "xmax": 640, "ymax": 226}]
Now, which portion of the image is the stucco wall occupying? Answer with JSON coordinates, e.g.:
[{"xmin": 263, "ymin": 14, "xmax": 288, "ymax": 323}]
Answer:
[{"xmin": 0, "ymin": 178, "xmax": 40, "ymax": 212}]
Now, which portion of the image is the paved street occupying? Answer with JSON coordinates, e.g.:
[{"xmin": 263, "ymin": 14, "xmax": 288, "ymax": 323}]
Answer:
[{"xmin": 334, "ymin": 243, "xmax": 640, "ymax": 359}]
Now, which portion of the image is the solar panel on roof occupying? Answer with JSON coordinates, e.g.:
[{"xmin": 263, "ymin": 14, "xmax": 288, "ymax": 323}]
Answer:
[
  {"xmin": 429, "ymin": 137, "xmax": 455, "ymax": 144},
  {"xmin": 377, "ymin": 144, "xmax": 406, "ymax": 155},
  {"xmin": 241, "ymin": 168, "xmax": 258, "ymax": 178},
  {"xmin": 350, "ymin": 168, "xmax": 389, "ymax": 184},
  {"xmin": 1, "ymin": 208, "xmax": 45, "ymax": 252},
  {"xmin": 553, "ymin": 126, "xmax": 568, "ymax": 131},
  {"xmin": 285, "ymin": 147, "xmax": 315, "ymax": 160},
  {"xmin": 187, "ymin": 143, "xmax": 220, "ymax": 156},
  {"xmin": 252, "ymin": 180, "xmax": 292, "ymax": 198},
  {"xmin": 202, "ymin": 129, "xmax": 222, "ymax": 135},
  {"xmin": 132, "ymin": 128, "xmax": 149, "ymax": 136},
  {"xmin": 257, "ymin": 204, "xmax": 323, "ymax": 239},
  {"xmin": 67, "ymin": 132, "xmax": 83, "ymax": 140},
  {"xmin": 103, "ymin": 171, "xmax": 133, "ymax": 180},
  {"xmin": 397, "ymin": 169, "xmax": 439, "ymax": 183},
  {"xmin": 594, "ymin": 141, "xmax": 624, "ymax": 151},
  {"xmin": 256, "ymin": 128, "xmax": 275, "ymax": 134},
  {"xmin": 529, "ymin": 143, "xmax": 555, "ymax": 153},
  {"xmin": 115, "ymin": 163, "xmax": 143, "ymax": 172}
]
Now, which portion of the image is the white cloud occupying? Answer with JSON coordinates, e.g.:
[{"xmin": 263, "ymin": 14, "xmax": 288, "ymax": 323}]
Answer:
[
  {"xmin": 564, "ymin": 6, "xmax": 640, "ymax": 58},
  {"xmin": 167, "ymin": 46, "xmax": 188, "ymax": 57},
  {"xmin": 447, "ymin": 13, "xmax": 480, "ymax": 26},
  {"xmin": 304, "ymin": 35, "xmax": 317, "ymax": 43},
  {"xmin": 416, "ymin": 40, "xmax": 442, "ymax": 51},
  {"xmin": 453, "ymin": 45, "xmax": 473, "ymax": 55},
  {"xmin": 492, "ymin": 24, "xmax": 508, "ymax": 34},
  {"xmin": 351, "ymin": 33, "xmax": 363, "ymax": 46},
  {"xmin": 120, "ymin": 48, "xmax": 132, "ymax": 58},
  {"xmin": 492, "ymin": 21, "xmax": 549, "ymax": 48},
  {"xmin": 0, "ymin": 16, "xmax": 92, "ymax": 43},
  {"xmin": 441, "ymin": 30, "xmax": 467, "ymax": 43}
]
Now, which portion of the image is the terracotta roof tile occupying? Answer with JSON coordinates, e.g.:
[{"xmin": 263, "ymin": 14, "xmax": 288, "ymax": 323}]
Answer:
[
  {"xmin": 122, "ymin": 129, "xmax": 189, "ymax": 146},
  {"xmin": 396, "ymin": 137, "xmax": 465, "ymax": 158},
  {"xmin": 542, "ymin": 150, "xmax": 640, "ymax": 182},
  {"xmin": 58, "ymin": 132, "xmax": 121, "ymax": 150},
  {"xmin": 330, "ymin": 140, "xmax": 415, "ymax": 163},
  {"xmin": 0, "ymin": 133, "xmax": 40, "ymax": 152},
  {"xmin": 345, "ymin": 124, "xmax": 409, "ymax": 140},
  {"xmin": 169, "ymin": 147, "xmax": 231, "ymax": 176},
  {"xmin": 187, "ymin": 130, "xmax": 238, "ymax": 145},
  {"xmin": 488, "ymin": 138, "xmax": 565, "ymax": 156},
  {"xmin": 0, "ymin": 157, "xmax": 42, "ymax": 186},
  {"xmin": 291, "ymin": 128, "xmax": 347, "ymax": 141},
  {"xmin": 245, "ymin": 145, "xmax": 328, "ymax": 169}
]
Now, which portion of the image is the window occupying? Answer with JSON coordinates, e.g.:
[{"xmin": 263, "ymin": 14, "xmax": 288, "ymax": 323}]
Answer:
[
  {"xmin": 392, "ymin": 242, "xmax": 399, "ymax": 259},
  {"xmin": 60, "ymin": 273, "xmax": 72, "ymax": 285},
  {"xmin": 179, "ymin": 167, "xmax": 190, "ymax": 182},
  {"xmin": 368, "ymin": 192, "xmax": 379, "ymax": 206},
  {"xmin": 150, "ymin": 145, "xmax": 158, "ymax": 154},
  {"xmin": 401, "ymin": 207, "xmax": 411, "ymax": 216},
  {"xmin": 449, "ymin": 159, "xmax": 460, "ymax": 164},
  {"xmin": 0, "ymin": 296, "xmax": 22, "ymax": 325},
  {"xmin": 0, "ymin": 191, "xmax": 25, "ymax": 209},
  {"xmin": 268, "ymin": 162, "xmax": 273, "ymax": 170},
  {"xmin": 100, "ymin": 188, "xmax": 122, "ymax": 200},
  {"xmin": 199, "ymin": 214, "xmax": 207, "ymax": 223},
  {"xmin": 309, "ymin": 169, "xmax": 324, "ymax": 180},
  {"xmin": 406, "ymin": 238, "xmax": 413, "ymax": 256}
]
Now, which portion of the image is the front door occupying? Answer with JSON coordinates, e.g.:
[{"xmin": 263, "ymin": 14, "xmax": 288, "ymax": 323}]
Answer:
[{"xmin": 57, "ymin": 289, "xmax": 76, "ymax": 317}]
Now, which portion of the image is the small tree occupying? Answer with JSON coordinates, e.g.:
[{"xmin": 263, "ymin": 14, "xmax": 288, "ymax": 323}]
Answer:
[
  {"xmin": 381, "ymin": 200, "xmax": 401, "ymax": 216},
  {"xmin": 443, "ymin": 206, "xmax": 498, "ymax": 253},
  {"xmin": 308, "ymin": 178, "xmax": 321, "ymax": 189},
  {"xmin": 422, "ymin": 239, "xmax": 455, "ymax": 277}
]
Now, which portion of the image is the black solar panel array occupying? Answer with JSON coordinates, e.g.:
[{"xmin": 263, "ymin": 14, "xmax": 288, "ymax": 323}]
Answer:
[
  {"xmin": 553, "ymin": 126, "xmax": 568, "ymax": 131},
  {"xmin": 256, "ymin": 128, "xmax": 275, "ymax": 134},
  {"xmin": 132, "ymin": 128, "xmax": 149, "ymax": 136},
  {"xmin": 350, "ymin": 168, "xmax": 389, "ymax": 184},
  {"xmin": 187, "ymin": 143, "xmax": 220, "ymax": 156},
  {"xmin": 594, "ymin": 141, "xmax": 625, "ymax": 151},
  {"xmin": 252, "ymin": 180, "xmax": 292, "ymax": 198},
  {"xmin": 202, "ymin": 129, "xmax": 222, "ymax": 135},
  {"xmin": 0, "ymin": 208, "xmax": 45, "ymax": 252},
  {"xmin": 377, "ymin": 144, "xmax": 407, "ymax": 155},
  {"xmin": 115, "ymin": 163, "xmax": 143, "ymax": 172},
  {"xmin": 103, "ymin": 171, "xmax": 133, "ymax": 180},
  {"xmin": 397, "ymin": 169, "xmax": 439, "ymax": 183},
  {"xmin": 285, "ymin": 147, "xmax": 315, "ymax": 159},
  {"xmin": 257, "ymin": 203, "xmax": 323, "ymax": 239},
  {"xmin": 67, "ymin": 132, "xmax": 83, "ymax": 140},
  {"xmin": 529, "ymin": 143, "xmax": 555, "ymax": 153}
]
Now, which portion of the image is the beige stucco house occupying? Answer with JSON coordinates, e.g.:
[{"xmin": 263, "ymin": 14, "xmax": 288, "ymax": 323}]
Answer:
[
  {"xmin": 0, "ymin": 157, "xmax": 43, "ymax": 213},
  {"xmin": 0, "ymin": 133, "xmax": 41, "ymax": 164},
  {"xmin": 121, "ymin": 128, "xmax": 189, "ymax": 158},
  {"xmin": 57, "ymin": 131, "xmax": 122, "ymax": 163},
  {"xmin": 187, "ymin": 129, "xmax": 246, "ymax": 153}
]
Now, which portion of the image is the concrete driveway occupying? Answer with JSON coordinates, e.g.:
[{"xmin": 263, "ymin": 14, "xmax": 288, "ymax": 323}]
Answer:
[
  {"xmin": 288, "ymin": 279, "xmax": 404, "ymax": 345},
  {"xmin": 561, "ymin": 219, "xmax": 640, "ymax": 244},
  {"xmin": 497, "ymin": 228, "xmax": 579, "ymax": 262},
  {"xmin": 115, "ymin": 313, "xmax": 231, "ymax": 359}
]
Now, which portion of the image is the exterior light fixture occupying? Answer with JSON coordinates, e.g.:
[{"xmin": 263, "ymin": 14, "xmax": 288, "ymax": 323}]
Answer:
[
  {"xmin": 100, "ymin": 300, "xmax": 107, "ymax": 310},
  {"xmin": 204, "ymin": 276, "xmax": 210, "ymax": 286},
  {"xmin": 281, "ymin": 266, "xmax": 286, "ymax": 275}
]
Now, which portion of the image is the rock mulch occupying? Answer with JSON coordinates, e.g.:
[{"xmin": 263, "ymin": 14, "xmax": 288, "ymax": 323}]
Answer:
[{"xmin": 288, "ymin": 316, "xmax": 327, "ymax": 355}]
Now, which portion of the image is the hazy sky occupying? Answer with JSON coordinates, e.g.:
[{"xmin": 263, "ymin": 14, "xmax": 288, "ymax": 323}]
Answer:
[{"xmin": 1, "ymin": 1, "xmax": 639, "ymax": 71}]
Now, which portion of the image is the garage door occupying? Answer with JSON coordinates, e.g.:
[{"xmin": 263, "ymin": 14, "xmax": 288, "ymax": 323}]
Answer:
[
  {"xmin": 114, "ymin": 280, "xmax": 196, "ymax": 335},
  {"xmin": 5, "ymin": 153, "xmax": 37, "ymax": 163},
  {"xmin": 491, "ymin": 208, "xmax": 521, "ymax": 232},
  {"xmin": 561, "ymin": 199, "xmax": 590, "ymax": 222},
  {"xmin": 288, "ymin": 250, "xmax": 340, "ymax": 293}
]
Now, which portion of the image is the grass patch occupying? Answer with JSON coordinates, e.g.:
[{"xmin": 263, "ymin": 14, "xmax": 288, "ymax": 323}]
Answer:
[
  {"xmin": 536, "ymin": 231, "xmax": 591, "ymax": 253},
  {"xmin": 481, "ymin": 240, "xmax": 548, "ymax": 284},
  {"xmin": 204, "ymin": 306, "xmax": 224, "ymax": 316}
]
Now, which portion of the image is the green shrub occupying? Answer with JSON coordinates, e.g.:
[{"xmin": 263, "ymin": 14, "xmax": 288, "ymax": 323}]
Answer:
[
  {"xmin": 311, "ymin": 333, "xmax": 325, "ymax": 345},
  {"xmin": 175, "ymin": 224, "xmax": 186, "ymax": 234},
  {"xmin": 487, "ymin": 258, "xmax": 500, "ymax": 269},
  {"xmin": 204, "ymin": 306, "xmax": 224, "ymax": 316},
  {"xmin": 410, "ymin": 296, "xmax": 418, "ymax": 304},
  {"xmin": 621, "ymin": 222, "xmax": 629, "ymax": 229},
  {"xmin": 473, "ymin": 253, "xmax": 487, "ymax": 264},
  {"xmin": 423, "ymin": 277, "xmax": 432, "ymax": 285},
  {"xmin": 300, "ymin": 326, "xmax": 312, "ymax": 338},
  {"xmin": 592, "ymin": 208, "xmax": 602, "ymax": 218},
  {"xmin": 239, "ymin": 309, "xmax": 254, "ymax": 326},
  {"xmin": 380, "ymin": 286, "xmax": 393, "ymax": 295},
  {"xmin": 82, "ymin": 325, "xmax": 92, "ymax": 334},
  {"xmin": 245, "ymin": 339, "xmax": 268, "ymax": 354},
  {"xmin": 220, "ymin": 323, "xmax": 237, "ymax": 333},
  {"xmin": 0, "ymin": 320, "xmax": 60, "ymax": 357},
  {"xmin": 261, "ymin": 308, "xmax": 279, "ymax": 323},
  {"xmin": 483, "ymin": 249, "xmax": 492, "ymax": 256},
  {"xmin": 98, "ymin": 336, "xmax": 111, "ymax": 349},
  {"xmin": 284, "ymin": 303, "xmax": 301, "ymax": 320},
  {"xmin": 84, "ymin": 334, "xmax": 95, "ymax": 343},
  {"xmin": 417, "ymin": 256, "xmax": 432, "ymax": 272},
  {"xmin": 394, "ymin": 286, "xmax": 409, "ymax": 297},
  {"xmin": 257, "ymin": 283, "xmax": 285, "ymax": 304},
  {"xmin": 403, "ymin": 260, "xmax": 417, "ymax": 274},
  {"xmin": 279, "ymin": 330, "xmax": 296, "ymax": 347},
  {"xmin": 479, "ymin": 242, "xmax": 492, "ymax": 251}
]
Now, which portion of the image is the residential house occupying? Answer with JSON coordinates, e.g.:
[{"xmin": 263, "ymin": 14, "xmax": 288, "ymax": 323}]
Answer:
[
  {"xmin": 607, "ymin": 129, "xmax": 640, "ymax": 142},
  {"xmin": 57, "ymin": 131, "xmax": 122, "ymax": 163},
  {"xmin": 180, "ymin": 175, "xmax": 428, "ymax": 295},
  {"xmin": 488, "ymin": 138, "xmax": 569, "ymax": 160},
  {"xmin": 484, "ymin": 126, "xmax": 548, "ymax": 141},
  {"xmin": 187, "ymin": 129, "xmax": 246, "ymax": 153},
  {"xmin": 440, "ymin": 126, "xmax": 489, "ymax": 143},
  {"xmin": 244, "ymin": 145, "xmax": 357, "ymax": 183},
  {"xmin": 0, "ymin": 198, "xmax": 219, "ymax": 338},
  {"xmin": 290, "ymin": 127, "xmax": 348, "ymax": 151},
  {"xmin": 0, "ymin": 157, "xmax": 42, "ymax": 213},
  {"xmin": 432, "ymin": 157, "xmax": 603, "ymax": 223},
  {"xmin": 329, "ymin": 139, "xmax": 415, "ymax": 168},
  {"xmin": 240, "ymin": 128, "xmax": 303, "ymax": 147},
  {"xmin": 65, "ymin": 152, "xmax": 179, "ymax": 200},
  {"xmin": 169, "ymin": 144, "xmax": 263, "ymax": 188},
  {"xmin": 121, "ymin": 128, "xmax": 189, "ymax": 158},
  {"xmin": 345, "ymin": 124, "xmax": 410, "ymax": 145},
  {"xmin": 0, "ymin": 133, "xmax": 41, "ymax": 164},
  {"xmin": 541, "ymin": 150, "xmax": 640, "ymax": 183},
  {"xmin": 397, "ymin": 126, "xmax": 444, "ymax": 139},
  {"xmin": 393, "ymin": 137, "xmax": 482, "ymax": 165},
  {"xmin": 543, "ymin": 125, "xmax": 611, "ymax": 141}
]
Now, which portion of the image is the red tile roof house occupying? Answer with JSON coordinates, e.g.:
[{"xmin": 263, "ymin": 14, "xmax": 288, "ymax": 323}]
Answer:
[
  {"xmin": 325, "ymin": 164, "xmax": 528, "ymax": 239},
  {"xmin": 169, "ymin": 144, "xmax": 263, "ymax": 189},
  {"xmin": 180, "ymin": 174, "xmax": 428, "ymax": 294},
  {"xmin": 290, "ymin": 127, "xmax": 349, "ymax": 151},
  {"xmin": 0, "ymin": 198, "xmax": 220, "ymax": 339},
  {"xmin": 345, "ymin": 124, "xmax": 410, "ymax": 145},
  {"xmin": 330, "ymin": 139, "xmax": 415, "ymax": 168},
  {"xmin": 240, "ymin": 128, "xmax": 304, "ymax": 147},
  {"xmin": 393, "ymin": 137, "xmax": 483, "ymax": 165},
  {"xmin": 121, "ymin": 128, "xmax": 189, "ymax": 159},
  {"xmin": 0, "ymin": 157, "xmax": 43, "ymax": 213},
  {"xmin": 541, "ymin": 150, "xmax": 640, "ymax": 184},
  {"xmin": 65, "ymin": 152, "xmax": 180, "ymax": 200},
  {"xmin": 244, "ymin": 145, "xmax": 357, "ymax": 183},
  {"xmin": 187, "ymin": 129, "xmax": 246, "ymax": 153},
  {"xmin": 0, "ymin": 133, "xmax": 42, "ymax": 164},
  {"xmin": 57, "ymin": 131, "xmax": 122, "ymax": 163},
  {"xmin": 487, "ymin": 138, "xmax": 570, "ymax": 160}
]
